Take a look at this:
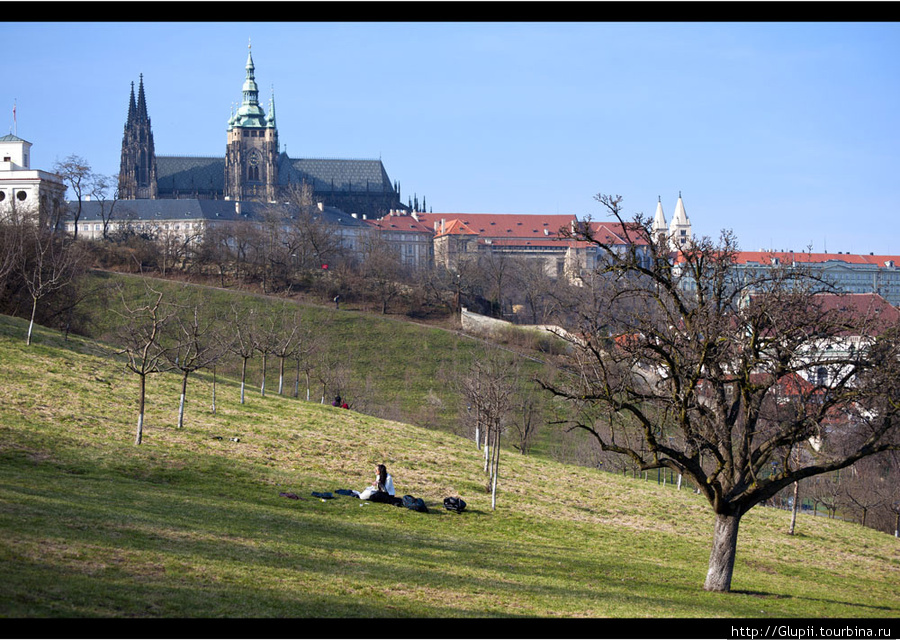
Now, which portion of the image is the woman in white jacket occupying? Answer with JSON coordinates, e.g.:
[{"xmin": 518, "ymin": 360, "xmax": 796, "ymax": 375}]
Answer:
[{"xmin": 358, "ymin": 464, "xmax": 394, "ymax": 500}]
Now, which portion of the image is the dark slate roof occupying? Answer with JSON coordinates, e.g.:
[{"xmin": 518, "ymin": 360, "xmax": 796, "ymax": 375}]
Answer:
[
  {"xmin": 72, "ymin": 198, "xmax": 369, "ymax": 229},
  {"xmin": 156, "ymin": 156, "xmax": 226, "ymax": 193},
  {"xmin": 284, "ymin": 156, "xmax": 394, "ymax": 193},
  {"xmin": 154, "ymin": 154, "xmax": 395, "ymax": 195}
]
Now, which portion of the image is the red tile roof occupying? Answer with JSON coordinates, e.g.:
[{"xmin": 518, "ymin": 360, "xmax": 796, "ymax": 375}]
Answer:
[
  {"xmin": 416, "ymin": 212, "xmax": 575, "ymax": 240},
  {"xmin": 813, "ymin": 292, "xmax": 900, "ymax": 333},
  {"xmin": 365, "ymin": 212, "xmax": 433, "ymax": 233},
  {"xmin": 734, "ymin": 251, "xmax": 900, "ymax": 266}
]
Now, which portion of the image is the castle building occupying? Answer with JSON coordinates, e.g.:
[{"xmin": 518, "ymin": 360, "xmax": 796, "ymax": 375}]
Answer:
[
  {"xmin": 0, "ymin": 133, "xmax": 66, "ymax": 225},
  {"xmin": 118, "ymin": 44, "xmax": 405, "ymax": 219}
]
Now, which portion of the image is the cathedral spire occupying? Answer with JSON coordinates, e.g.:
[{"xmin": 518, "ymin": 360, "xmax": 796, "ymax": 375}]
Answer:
[
  {"xmin": 119, "ymin": 75, "xmax": 158, "ymax": 200},
  {"xmin": 126, "ymin": 81, "xmax": 136, "ymax": 124},
  {"xmin": 233, "ymin": 41, "xmax": 267, "ymax": 127},
  {"xmin": 136, "ymin": 74, "xmax": 148, "ymax": 121},
  {"xmin": 267, "ymin": 86, "xmax": 277, "ymax": 128}
]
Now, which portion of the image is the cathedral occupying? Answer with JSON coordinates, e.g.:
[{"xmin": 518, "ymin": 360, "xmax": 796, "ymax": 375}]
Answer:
[{"xmin": 118, "ymin": 44, "xmax": 406, "ymax": 219}]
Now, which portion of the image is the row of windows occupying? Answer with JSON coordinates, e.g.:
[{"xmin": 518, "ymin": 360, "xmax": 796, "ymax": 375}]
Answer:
[{"xmin": 0, "ymin": 190, "xmax": 28, "ymax": 202}]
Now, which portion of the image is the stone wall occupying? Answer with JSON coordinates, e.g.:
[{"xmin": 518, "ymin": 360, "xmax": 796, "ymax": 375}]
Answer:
[{"xmin": 460, "ymin": 307, "xmax": 582, "ymax": 346}]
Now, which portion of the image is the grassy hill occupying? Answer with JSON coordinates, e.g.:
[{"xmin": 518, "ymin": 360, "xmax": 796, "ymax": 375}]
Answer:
[
  {"xmin": 78, "ymin": 270, "xmax": 558, "ymax": 443},
  {"xmin": 1, "ymin": 313, "xmax": 899, "ymax": 622}
]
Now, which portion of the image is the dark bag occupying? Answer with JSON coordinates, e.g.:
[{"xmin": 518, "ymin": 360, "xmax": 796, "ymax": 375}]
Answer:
[
  {"xmin": 443, "ymin": 496, "xmax": 467, "ymax": 513},
  {"xmin": 402, "ymin": 494, "xmax": 428, "ymax": 513}
]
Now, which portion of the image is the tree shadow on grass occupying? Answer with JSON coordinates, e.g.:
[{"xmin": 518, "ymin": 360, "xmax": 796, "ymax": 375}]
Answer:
[{"xmin": 731, "ymin": 590, "xmax": 895, "ymax": 614}]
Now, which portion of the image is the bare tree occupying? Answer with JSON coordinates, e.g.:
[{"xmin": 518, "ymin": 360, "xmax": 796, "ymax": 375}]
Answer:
[
  {"xmin": 114, "ymin": 283, "xmax": 173, "ymax": 445},
  {"xmin": 53, "ymin": 155, "xmax": 92, "ymax": 238},
  {"xmin": 839, "ymin": 456, "xmax": 888, "ymax": 528},
  {"xmin": 89, "ymin": 173, "xmax": 120, "ymax": 241},
  {"xmin": 270, "ymin": 302, "xmax": 304, "ymax": 396},
  {"xmin": 0, "ymin": 217, "xmax": 26, "ymax": 300},
  {"xmin": 360, "ymin": 231, "xmax": 406, "ymax": 314},
  {"xmin": 478, "ymin": 246, "xmax": 516, "ymax": 317},
  {"xmin": 161, "ymin": 291, "xmax": 229, "ymax": 428},
  {"xmin": 461, "ymin": 349, "xmax": 518, "ymax": 510},
  {"xmin": 509, "ymin": 255, "xmax": 561, "ymax": 325},
  {"xmin": 509, "ymin": 382, "xmax": 542, "ymax": 456},
  {"xmin": 315, "ymin": 349, "xmax": 352, "ymax": 406},
  {"xmin": 294, "ymin": 326, "xmax": 322, "ymax": 401},
  {"xmin": 229, "ymin": 304, "xmax": 258, "ymax": 405},
  {"xmin": 254, "ymin": 308, "xmax": 283, "ymax": 398},
  {"xmin": 807, "ymin": 471, "xmax": 842, "ymax": 519},
  {"xmin": 280, "ymin": 183, "xmax": 346, "ymax": 276},
  {"xmin": 540, "ymin": 193, "xmax": 900, "ymax": 593},
  {"xmin": 18, "ymin": 225, "xmax": 86, "ymax": 346}
]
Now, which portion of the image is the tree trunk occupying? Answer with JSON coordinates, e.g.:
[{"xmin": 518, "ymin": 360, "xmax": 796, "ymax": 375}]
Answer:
[
  {"xmin": 177, "ymin": 372, "xmax": 188, "ymax": 429},
  {"xmin": 704, "ymin": 512, "xmax": 742, "ymax": 592},
  {"xmin": 491, "ymin": 469, "xmax": 498, "ymax": 511},
  {"xmin": 240, "ymin": 358, "xmax": 247, "ymax": 404},
  {"xmin": 260, "ymin": 353, "xmax": 268, "ymax": 397},
  {"xmin": 789, "ymin": 481, "xmax": 800, "ymax": 535},
  {"xmin": 26, "ymin": 296, "xmax": 38, "ymax": 346},
  {"xmin": 135, "ymin": 374, "xmax": 146, "ymax": 445}
]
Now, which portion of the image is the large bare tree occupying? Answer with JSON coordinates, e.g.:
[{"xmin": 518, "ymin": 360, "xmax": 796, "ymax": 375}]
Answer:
[{"xmin": 541, "ymin": 193, "xmax": 900, "ymax": 593}]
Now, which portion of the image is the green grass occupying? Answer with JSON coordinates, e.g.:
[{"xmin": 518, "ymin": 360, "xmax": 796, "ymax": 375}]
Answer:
[
  {"xmin": 79, "ymin": 270, "xmax": 500, "ymax": 432},
  {"xmin": 1, "ymin": 313, "xmax": 899, "ymax": 620}
]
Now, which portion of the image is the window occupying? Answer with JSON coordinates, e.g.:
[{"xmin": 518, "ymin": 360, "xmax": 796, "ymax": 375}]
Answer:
[{"xmin": 16, "ymin": 191, "xmax": 27, "ymax": 201}]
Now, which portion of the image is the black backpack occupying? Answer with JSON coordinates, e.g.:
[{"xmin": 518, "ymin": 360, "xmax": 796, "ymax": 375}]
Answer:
[
  {"xmin": 402, "ymin": 494, "xmax": 428, "ymax": 513},
  {"xmin": 443, "ymin": 496, "xmax": 467, "ymax": 513}
]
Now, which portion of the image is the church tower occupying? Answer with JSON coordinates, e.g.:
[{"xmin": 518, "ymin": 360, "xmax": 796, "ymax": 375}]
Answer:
[
  {"xmin": 651, "ymin": 196, "xmax": 668, "ymax": 247},
  {"xmin": 118, "ymin": 75, "xmax": 158, "ymax": 200},
  {"xmin": 668, "ymin": 191, "xmax": 692, "ymax": 250},
  {"xmin": 225, "ymin": 43, "xmax": 279, "ymax": 202}
]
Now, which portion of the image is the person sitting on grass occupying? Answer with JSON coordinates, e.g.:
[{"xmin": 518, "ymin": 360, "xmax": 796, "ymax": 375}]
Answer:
[{"xmin": 358, "ymin": 464, "xmax": 395, "ymax": 502}]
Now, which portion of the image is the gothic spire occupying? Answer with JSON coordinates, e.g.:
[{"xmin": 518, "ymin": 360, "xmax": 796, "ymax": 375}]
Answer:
[
  {"xmin": 267, "ymin": 86, "xmax": 277, "ymax": 128},
  {"xmin": 127, "ymin": 81, "xmax": 136, "ymax": 124},
  {"xmin": 136, "ymin": 73, "xmax": 148, "ymax": 121}
]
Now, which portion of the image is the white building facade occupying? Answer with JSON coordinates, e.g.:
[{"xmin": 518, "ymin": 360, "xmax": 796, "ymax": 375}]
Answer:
[{"xmin": 0, "ymin": 134, "xmax": 66, "ymax": 224}]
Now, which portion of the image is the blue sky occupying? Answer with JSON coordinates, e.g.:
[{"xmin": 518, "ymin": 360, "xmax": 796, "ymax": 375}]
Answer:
[{"xmin": 4, "ymin": 20, "xmax": 899, "ymax": 255}]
